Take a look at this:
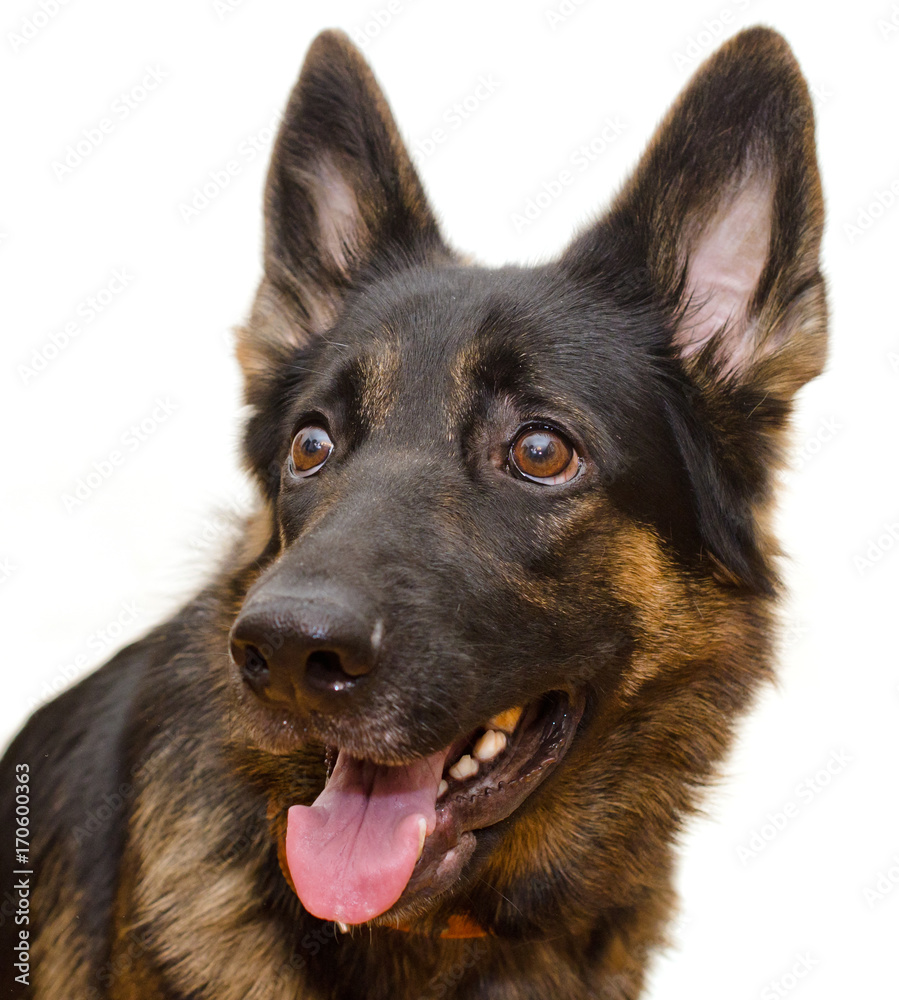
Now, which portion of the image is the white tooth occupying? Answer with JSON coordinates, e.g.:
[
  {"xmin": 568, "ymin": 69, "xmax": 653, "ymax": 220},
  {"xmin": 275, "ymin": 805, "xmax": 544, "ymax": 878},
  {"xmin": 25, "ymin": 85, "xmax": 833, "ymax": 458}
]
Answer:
[
  {"xmin": 448, "ymin": 754, "xmax": 479, "ymax": 781},
  {"xmin": 437, "ymin": 779, "xmax": 449, "ymax": 798},
  {"xmin": 473, "ymin": 729, "xmax": 507, "ymax": 762},
  {"xmin": 336, "ymin": 921, "xmax": 350, "ymax": 933},
  {"xmin": 416, "ymin": 815, "xmax": 427, "ymax": 859}
]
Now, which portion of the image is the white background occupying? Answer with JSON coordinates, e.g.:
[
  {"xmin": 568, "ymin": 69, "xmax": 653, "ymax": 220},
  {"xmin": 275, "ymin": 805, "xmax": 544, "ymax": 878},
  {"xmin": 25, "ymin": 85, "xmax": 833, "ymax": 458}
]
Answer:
[{"xmin": 1, "ymin": 1, "xmax": 898, "ymax": 996}]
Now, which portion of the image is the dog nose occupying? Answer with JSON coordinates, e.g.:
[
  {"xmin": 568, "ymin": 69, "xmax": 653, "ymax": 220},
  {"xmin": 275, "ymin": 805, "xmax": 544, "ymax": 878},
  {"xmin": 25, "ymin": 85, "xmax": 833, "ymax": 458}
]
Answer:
[{"xmin": 229, "ymin": 591, "xmax": 377, "ymax": 713}]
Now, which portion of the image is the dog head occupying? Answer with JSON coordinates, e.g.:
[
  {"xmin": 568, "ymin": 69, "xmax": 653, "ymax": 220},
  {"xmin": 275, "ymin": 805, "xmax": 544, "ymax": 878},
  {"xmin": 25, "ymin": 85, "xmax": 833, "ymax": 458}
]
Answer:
[{"xmin": 226, "ymin": 28, "xmax": 826, "ymax": 938}]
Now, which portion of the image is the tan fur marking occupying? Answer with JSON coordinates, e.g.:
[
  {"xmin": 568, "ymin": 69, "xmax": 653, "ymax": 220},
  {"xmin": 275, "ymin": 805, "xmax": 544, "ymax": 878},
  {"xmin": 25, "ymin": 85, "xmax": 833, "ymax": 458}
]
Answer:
[
  {"xmin": 119, "ymin": 761, "xmax": 302, "ymax": 998},
  {"xmin": 236, "ymin": 278, "xmax": 333, "ymax": 386},
  {"xmin": 31, "ymin": 848, "xmax": 93, "ymax": 999},
  {"xmin": 358, "ymin": 338, "xmax": 402, "ymax": 429},
  {"xmin": 605, "ymin": 523, "xmax": 766, "ymax": 698},
  {"xmin": 446, "ymin": 341, "xmax": 491, "ymax": 433},
  {"xmin": 235, "ymin": 501, "xmax": 275, "ymax": 566}
]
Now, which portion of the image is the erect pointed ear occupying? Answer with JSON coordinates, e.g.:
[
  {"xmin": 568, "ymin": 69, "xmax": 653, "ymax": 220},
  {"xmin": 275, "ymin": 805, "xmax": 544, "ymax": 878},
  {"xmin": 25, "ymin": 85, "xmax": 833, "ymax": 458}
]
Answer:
[
  {"xmin": 237, "ymin": 30, "xmax": 448, "ymax": 386},
  {"xmin": 562, "ymin": 27, "xmax": 827, "ymax": 401}
]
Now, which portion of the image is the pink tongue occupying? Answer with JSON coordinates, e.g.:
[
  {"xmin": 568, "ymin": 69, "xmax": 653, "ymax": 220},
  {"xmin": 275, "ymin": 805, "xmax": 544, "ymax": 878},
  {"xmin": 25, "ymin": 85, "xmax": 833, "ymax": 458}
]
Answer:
[{"xmin": 286, "ymin": 748, "xmax": 446, "ymax": 925}]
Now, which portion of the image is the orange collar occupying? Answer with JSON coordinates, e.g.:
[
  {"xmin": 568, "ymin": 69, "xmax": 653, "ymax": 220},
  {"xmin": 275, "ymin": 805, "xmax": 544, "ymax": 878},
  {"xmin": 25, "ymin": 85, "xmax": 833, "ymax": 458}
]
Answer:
[{"xmin": 394, "ymin": 914, "xmax": 488, "ymax": 939}]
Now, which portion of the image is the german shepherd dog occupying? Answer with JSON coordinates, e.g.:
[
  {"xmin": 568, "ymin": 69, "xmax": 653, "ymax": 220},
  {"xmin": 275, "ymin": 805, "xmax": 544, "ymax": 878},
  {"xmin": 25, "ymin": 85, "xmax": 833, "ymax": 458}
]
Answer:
[{"xmin": 1, "ymin": 25, "xmax": 827, "ymax": 999}]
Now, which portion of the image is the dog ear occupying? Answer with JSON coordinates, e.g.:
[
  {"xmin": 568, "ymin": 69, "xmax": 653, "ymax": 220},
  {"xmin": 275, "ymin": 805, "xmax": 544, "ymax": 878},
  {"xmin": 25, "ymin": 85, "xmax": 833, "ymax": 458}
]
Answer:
[
  {"xmin": 561, "ymin": 28, "xmax": 827, "ymax": 591},
  {"xmin": 237, "ymin": 30, "xmax": 447, "ymax": 385},
  {"xmin": 562, "ymin": 27, "xmax": 827, "ymax": 401}
]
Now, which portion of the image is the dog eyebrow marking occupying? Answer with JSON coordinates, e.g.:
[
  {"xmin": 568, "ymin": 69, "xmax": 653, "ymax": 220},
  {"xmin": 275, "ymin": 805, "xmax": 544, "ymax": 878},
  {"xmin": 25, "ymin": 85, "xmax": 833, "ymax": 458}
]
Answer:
[
  {"xmin": 445, "ymin": 335, "xmax": 534, "ymax": 433},
  {"xmin": 446, "ymin": 340, "xmax": 481, "ymax": 432},
  {"xmin": 355, "ymin": 337, "xmax": 402, "ymax": 430}
]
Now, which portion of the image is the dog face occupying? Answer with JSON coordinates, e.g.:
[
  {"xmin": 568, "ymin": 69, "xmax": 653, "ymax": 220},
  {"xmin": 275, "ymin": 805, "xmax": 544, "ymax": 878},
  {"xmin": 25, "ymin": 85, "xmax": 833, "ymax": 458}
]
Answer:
[{"xmin": 226, "ymin": 29, "xmax": 826, "ymax": 938}]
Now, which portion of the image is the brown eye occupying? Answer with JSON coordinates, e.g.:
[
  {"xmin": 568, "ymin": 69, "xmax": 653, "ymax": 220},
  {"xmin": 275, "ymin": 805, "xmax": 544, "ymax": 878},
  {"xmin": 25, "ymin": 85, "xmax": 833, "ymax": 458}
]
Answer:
[
  {"xmin": 510, "ymin": 427, "xmax": 580, "ymax": 485},
  {"xmin": 289, "ymin": 425, "xmax": 334, "ymax": 477}
]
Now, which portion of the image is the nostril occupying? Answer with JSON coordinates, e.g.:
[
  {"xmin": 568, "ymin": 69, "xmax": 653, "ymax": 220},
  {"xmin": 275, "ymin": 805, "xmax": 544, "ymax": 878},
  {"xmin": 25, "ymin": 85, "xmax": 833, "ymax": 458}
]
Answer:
[
  {"xmin": 305, "ymin": 649, "xmax": 364, "ymax": 692},
  {"xmin": 244, "ymin": 645, "xmax": 269, "ymax": 679},
  {"xmin": 234, "ymin": 641, "xmax": 270, "ymax": 693}
]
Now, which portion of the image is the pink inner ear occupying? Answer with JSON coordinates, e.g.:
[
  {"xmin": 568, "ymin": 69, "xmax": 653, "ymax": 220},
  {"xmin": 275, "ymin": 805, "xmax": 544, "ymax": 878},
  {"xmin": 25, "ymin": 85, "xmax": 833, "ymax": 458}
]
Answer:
[
  {"xmin": 676, "ymin": 176, "xmax": 773, "ymax": 370},
  {"xmin": 310, "ymin": 154, "xmax": 364, "ymax": 280}
]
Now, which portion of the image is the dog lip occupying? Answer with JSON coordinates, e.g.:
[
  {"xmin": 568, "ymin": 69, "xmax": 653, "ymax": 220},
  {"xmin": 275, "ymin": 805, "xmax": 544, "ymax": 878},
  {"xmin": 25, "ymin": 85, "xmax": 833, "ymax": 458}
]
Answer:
[
  {"xmin": 441, "ymin": 690, "xmax": 584, "ymax": 831},
  {"xmin": 370, "ymin": 688, "xmax": 587, "ymax": 920}
]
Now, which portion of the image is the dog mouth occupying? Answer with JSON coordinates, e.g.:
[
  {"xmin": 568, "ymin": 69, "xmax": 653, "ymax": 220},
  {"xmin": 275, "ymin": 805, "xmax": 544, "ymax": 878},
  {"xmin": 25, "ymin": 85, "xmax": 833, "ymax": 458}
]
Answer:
[{"xmin": 283, "ymin": 689, "xmax": 586, "ymax": 927}]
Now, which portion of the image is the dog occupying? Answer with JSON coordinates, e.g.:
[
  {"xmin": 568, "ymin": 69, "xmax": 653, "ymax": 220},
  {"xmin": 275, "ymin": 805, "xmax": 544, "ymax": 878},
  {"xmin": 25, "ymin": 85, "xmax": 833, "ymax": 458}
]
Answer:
[{"xmin": 1, "ymin": 25, "xmax": 827, "ymax": 999}]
